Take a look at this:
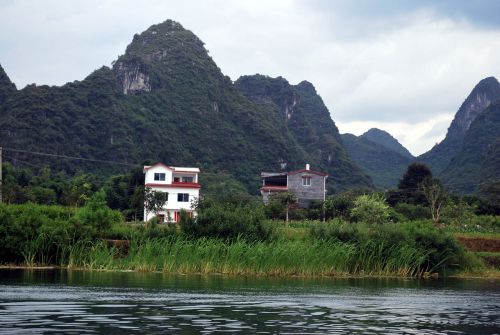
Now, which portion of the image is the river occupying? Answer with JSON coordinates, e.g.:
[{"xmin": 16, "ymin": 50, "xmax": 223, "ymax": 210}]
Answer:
[{"xmin": 0, "ymin": 269, "xmax": 498, "ymax": 334}]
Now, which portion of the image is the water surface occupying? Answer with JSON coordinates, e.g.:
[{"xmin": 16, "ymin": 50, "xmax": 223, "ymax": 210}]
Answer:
[{"xmin": 0, "ymin": 270, "xmax": 498, "ymax": 334}]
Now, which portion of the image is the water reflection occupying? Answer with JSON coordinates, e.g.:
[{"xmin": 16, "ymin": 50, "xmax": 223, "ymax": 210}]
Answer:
[{"xmin": 0, "ymin": 270, "xmax": 498, "ymax": 334}]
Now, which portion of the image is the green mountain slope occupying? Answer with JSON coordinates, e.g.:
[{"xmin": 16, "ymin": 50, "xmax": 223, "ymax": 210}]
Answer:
[
  {"xmin": 0, "ymin": 20, "xmax": 371, "ymax": 194},
  {"xmin": 235, "ymin": 75, "xmax": 372, "ymax": 192},
  {"xmin": 340, "ymin": 133, "xmax": 412, "ymax": 189},
  {"xmin": 361, "ymin": 128, "xmax": 413, "ymax": 159},
  {"xmin": 440, "ymin": 100, "xmax": 500, "ymax": 193},
  {"xmin": 418, "ymin": 77, "xmax": 500, "ymax": 174}
]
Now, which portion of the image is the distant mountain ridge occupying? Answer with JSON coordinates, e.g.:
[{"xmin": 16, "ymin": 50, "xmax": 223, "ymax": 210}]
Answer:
[
  {"xmin": 0, "ymin": 20, "xmax": 372, "ymax": 194},
  {"xmin": 341, "ymin": 130, "xmax": 412, "ymax": 189},
  {"xmin": 360, "ymin": 128, "xmax": 413, "ymax": 159}
]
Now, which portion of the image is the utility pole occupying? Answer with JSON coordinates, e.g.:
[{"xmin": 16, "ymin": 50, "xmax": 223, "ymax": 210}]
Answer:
[{"xmin": 0, "ymin": 146, "xmax": 2, "ymax": 203}]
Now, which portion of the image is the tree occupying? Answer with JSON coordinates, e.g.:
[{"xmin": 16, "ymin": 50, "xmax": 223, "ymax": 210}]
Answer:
[
  {"xmin": 478, "ymin": 180, "xmax": 500, "ymax": 215},
  {"xmin": 270, "ymin": 191, "xmax": 297, "ymax": 226},
  {"xmin": 128, "ymin": 186, "xmax": 145, "ymax": 222},
  {"xmin": 325, "ymin": 194, "xmax": 355, "ymax": 220},
  {"xmin": 73, "ymin": 190, "xmax": 122, "ymax": 237},
  {"xmin": 144, "ymin": 187, "xmax": 168, "ymax": 223},
  {"xmin": 350, "ymin": 193, "xmax": 389, "ymax": 224},
  {"xmin": 388, "ymin": 163, "xmax": 433, "ymax": 205},
  {"xmin": 420, "ymin": 177, "xmax": 446, "ymax": 225}
]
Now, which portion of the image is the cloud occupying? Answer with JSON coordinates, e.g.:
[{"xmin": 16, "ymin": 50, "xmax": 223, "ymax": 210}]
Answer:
[{"xmin": 0, "ymin": 0, "xmax": 498, "ymax": 155}]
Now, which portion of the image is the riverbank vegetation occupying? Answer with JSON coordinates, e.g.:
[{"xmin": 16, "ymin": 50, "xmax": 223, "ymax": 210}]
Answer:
[{"xmin": 0, "ymin": 162, "xmax": 498, "ymax": 278}]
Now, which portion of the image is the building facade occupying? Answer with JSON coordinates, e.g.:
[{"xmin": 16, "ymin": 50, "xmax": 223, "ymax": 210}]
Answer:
[
  {"xmin": 261, "ymin": 164, "xmax": 327, "ymax": 207},
  {"xmin": 143, "ymin": 163, "xmax": 200, "ymax": 223}
]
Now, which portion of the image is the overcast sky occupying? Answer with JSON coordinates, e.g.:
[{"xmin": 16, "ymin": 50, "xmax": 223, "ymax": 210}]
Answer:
[{"xmin": 1, "ymin": 0, "xmax": 499, "ymax": 155}]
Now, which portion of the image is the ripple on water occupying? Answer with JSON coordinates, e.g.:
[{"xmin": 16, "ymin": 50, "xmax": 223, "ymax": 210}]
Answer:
[{"xmin": 0, "ymin": 279, "xmax": 498, "ymax": 334}]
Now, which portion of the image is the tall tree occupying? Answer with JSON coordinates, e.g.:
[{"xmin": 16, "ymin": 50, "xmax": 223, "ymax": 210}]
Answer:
[{"xmin": 420, "ymin": 177, "xmax": 446, "ymax": 225}]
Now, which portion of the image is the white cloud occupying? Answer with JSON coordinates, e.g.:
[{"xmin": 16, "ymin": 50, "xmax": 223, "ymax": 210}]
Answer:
[{"xmin": 0, "ymin": 0, "xmax": 498, "ymax": 155}]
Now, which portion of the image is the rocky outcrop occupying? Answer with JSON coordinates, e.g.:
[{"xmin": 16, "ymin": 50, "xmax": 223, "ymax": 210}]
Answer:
[
  {"xmin": 446, "ymin": 77, "xmax": 500, "ymax": 139},
  {"xmin": 418, "ymin": 76, "xmax": 500, "ymax": 174},
  {"xmin": 114, "ymin": 60, "xmax": 151, "ymax": 95}
]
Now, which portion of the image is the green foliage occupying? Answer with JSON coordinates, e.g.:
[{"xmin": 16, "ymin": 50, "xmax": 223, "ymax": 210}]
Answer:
[
  {"xmin": 350, "ymin": 194, "xmax": 390, "ymax": 224},
  {"xmin": 325, "ymin": 193, "xmax": 356, "ymax": 220},
  {"xmin": 0, "ymin": 203, "xmax": 73, "ymax": 264},
  {"xmin": 0, "ymin": 20, "xmax": 372, "ymax": 198},
  {"xmin": 310, "ymin": 220, "xmax": 472, "ymax": 275},
  {"xmin": 394, "ymin": 203, "xmax": 431, "ymax": 220},
  {"xmin": 441, "ymin": 100, "xmax": 500, "ymax": 193},
  {"xmin": 143, "ymin": 187, "xmax": 169, "ymax": 221},
  {"xmin": 180, "ymin": 198, "xmax": 274, "ymax": 241},
  {"xmin": 361, "ymin": 128, "xmax": 414, "ymax": 159},
  {"xmin": 340, "ymin": 133, "xmax": 412, "ymax": 189},
  {"xmin": 74, "ymin": 190, "xmax": 123, "ymax": 237}
]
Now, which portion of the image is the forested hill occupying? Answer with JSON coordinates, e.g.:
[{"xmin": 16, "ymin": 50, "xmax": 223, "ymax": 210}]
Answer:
[
  {"xmin": 440, "ymin": 100, "xmax": 500, "ymax": 193},
  {"xmin": 361, "ymin": 128, "xmax": 413, "ymax": 159},
  {"xmin": 418, "ymin": 77, "xmax": 500, "ymax": 174},
  {"xmin": 340, "ymin": 132, "xmax": 412, "ymax": 189},
  {"xmin": 234, "ymin": 75, "xmax": 372, "ymax": 191},
  {"xmin": 0, "ymin": 20, "xmax": 372, "ymax": 194}
]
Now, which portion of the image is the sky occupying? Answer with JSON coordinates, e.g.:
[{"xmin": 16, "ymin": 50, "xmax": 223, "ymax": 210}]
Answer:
[{"xmin": 1, "ymin": 0, "xmax": 499, "ymax": 155}]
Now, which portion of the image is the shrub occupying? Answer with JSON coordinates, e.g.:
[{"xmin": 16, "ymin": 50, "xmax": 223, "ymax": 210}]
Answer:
[
  {"xmin": 180, "ymin": 199, "xmax": 274, "ymax": 241},
  {"xmin": 73, "ymin": 190, "xmax": 123, "ymax": 238},
  {"xmin": 324, "ymin": 194, "xmax": 355, "ymax": 220},
  {"xmin": 394, "ymin": 203, "xmax": 431, "ymax": 221},
  {"xmin": 350, "ymin": 194, "xmax": 390, "ymax": 224}
]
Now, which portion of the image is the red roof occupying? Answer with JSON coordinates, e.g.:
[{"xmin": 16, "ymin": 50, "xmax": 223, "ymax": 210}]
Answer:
[{"xmin": 145, "ymin": 182, "xmax": 201, "ymax": 189}]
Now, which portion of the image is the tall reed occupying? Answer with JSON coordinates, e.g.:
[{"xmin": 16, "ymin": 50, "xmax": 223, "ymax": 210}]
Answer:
[{"xmin": 64, "ymin": 235, "xmax": 432, "ymax": 277}]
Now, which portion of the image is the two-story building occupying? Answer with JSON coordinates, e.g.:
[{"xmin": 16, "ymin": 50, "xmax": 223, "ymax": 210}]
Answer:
[
  {"xmin": 261, "ymin": 164, "xmax": 327, "ymax": 207},
  {"xmin": 143, "ymin": 163, "xmax": 200, "ymax": 223}
]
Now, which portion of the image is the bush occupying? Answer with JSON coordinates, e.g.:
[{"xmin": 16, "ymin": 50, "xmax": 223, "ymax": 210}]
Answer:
[
  {"xmin": 324, "ymin": 194, "xmax": 355, "ymax": 220},
  {"xmin": 0, "ymin": 203, "xmax": 73, "ymax": 264},
  {"xmin": 394, "ymin": 203, "xmax": 431, "ymax": 221},
  {"xmin": 350, "ymin": 194, "xmax": 390, "ymax": 224},
  {"xmin": 180, "ymin": 198, "xmax": 274, "ymax": 241},
  {"xmin": 311, "ymin": 219, "xmax": 470, "ymax": 275},
  {"xmin": 73, "ymin": 190, "xmax": 123, "ymax": 238}
]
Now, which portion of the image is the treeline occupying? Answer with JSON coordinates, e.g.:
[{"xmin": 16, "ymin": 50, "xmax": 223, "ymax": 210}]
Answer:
[
  {"xmin": 2, "ymin": 161, "xmax": 499, "ymax": 230},
  {"xmin": 266, "ymin": 163, "xmax": 500, "ymax": 231},
  {"xmin": 1, "ymin": 162, "xmax": 145, "ymax": 220}
]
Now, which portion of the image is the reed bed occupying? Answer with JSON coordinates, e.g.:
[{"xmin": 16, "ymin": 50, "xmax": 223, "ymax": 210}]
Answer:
[{"xmin": 64, "ymin": 235, "xmax": 435, "ymax": 277}]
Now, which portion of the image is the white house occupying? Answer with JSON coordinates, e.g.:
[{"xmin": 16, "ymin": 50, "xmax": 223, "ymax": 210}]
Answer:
[{"xmin": 143, "ymin": 162, "xmax": 200, "ymax": 223}]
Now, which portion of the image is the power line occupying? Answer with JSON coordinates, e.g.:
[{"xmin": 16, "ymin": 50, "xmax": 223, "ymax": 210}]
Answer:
[{"xmin": 3, "ymin": 147, "xmax": 137, "ymax": 167}]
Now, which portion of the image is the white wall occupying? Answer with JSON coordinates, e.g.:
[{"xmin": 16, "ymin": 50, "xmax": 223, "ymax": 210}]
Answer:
[{"xmin": 145, "ymin": 165, "xmax": 173, "ymax": 184}]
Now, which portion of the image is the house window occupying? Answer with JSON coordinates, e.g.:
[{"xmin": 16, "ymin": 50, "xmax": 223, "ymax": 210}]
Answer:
[
  {"xmin": 302, "ymin": 176, "xmax": 311, "ymax": 186},
  {"xmin": 173, "ymin": 177, "xmax": 180, "ymax": 182},
  {"xmin": 178, "ymin": 193, "xmax": 189, "ymax": 202},
  {"xmin": 158, "ymin": 214, "xmax": 165, "ymax": 223},
  {"xmin": 154, "ymin": 173, "xmax": 166, "ymax": 181},
  {"xmin": 182, "ymin": 176, "xmax": 194, "ymax": 183}
]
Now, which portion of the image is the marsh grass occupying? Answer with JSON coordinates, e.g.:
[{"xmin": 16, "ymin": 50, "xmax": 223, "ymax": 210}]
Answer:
[{"xmin": 63, "ymin": 234, "xmax": 441, "ymax": 277}]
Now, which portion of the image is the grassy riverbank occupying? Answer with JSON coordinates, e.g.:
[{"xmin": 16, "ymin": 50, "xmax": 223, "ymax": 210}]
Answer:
[{"xmin": 0, "ymin": 200, "xmax": 497, "ymax": 278}]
